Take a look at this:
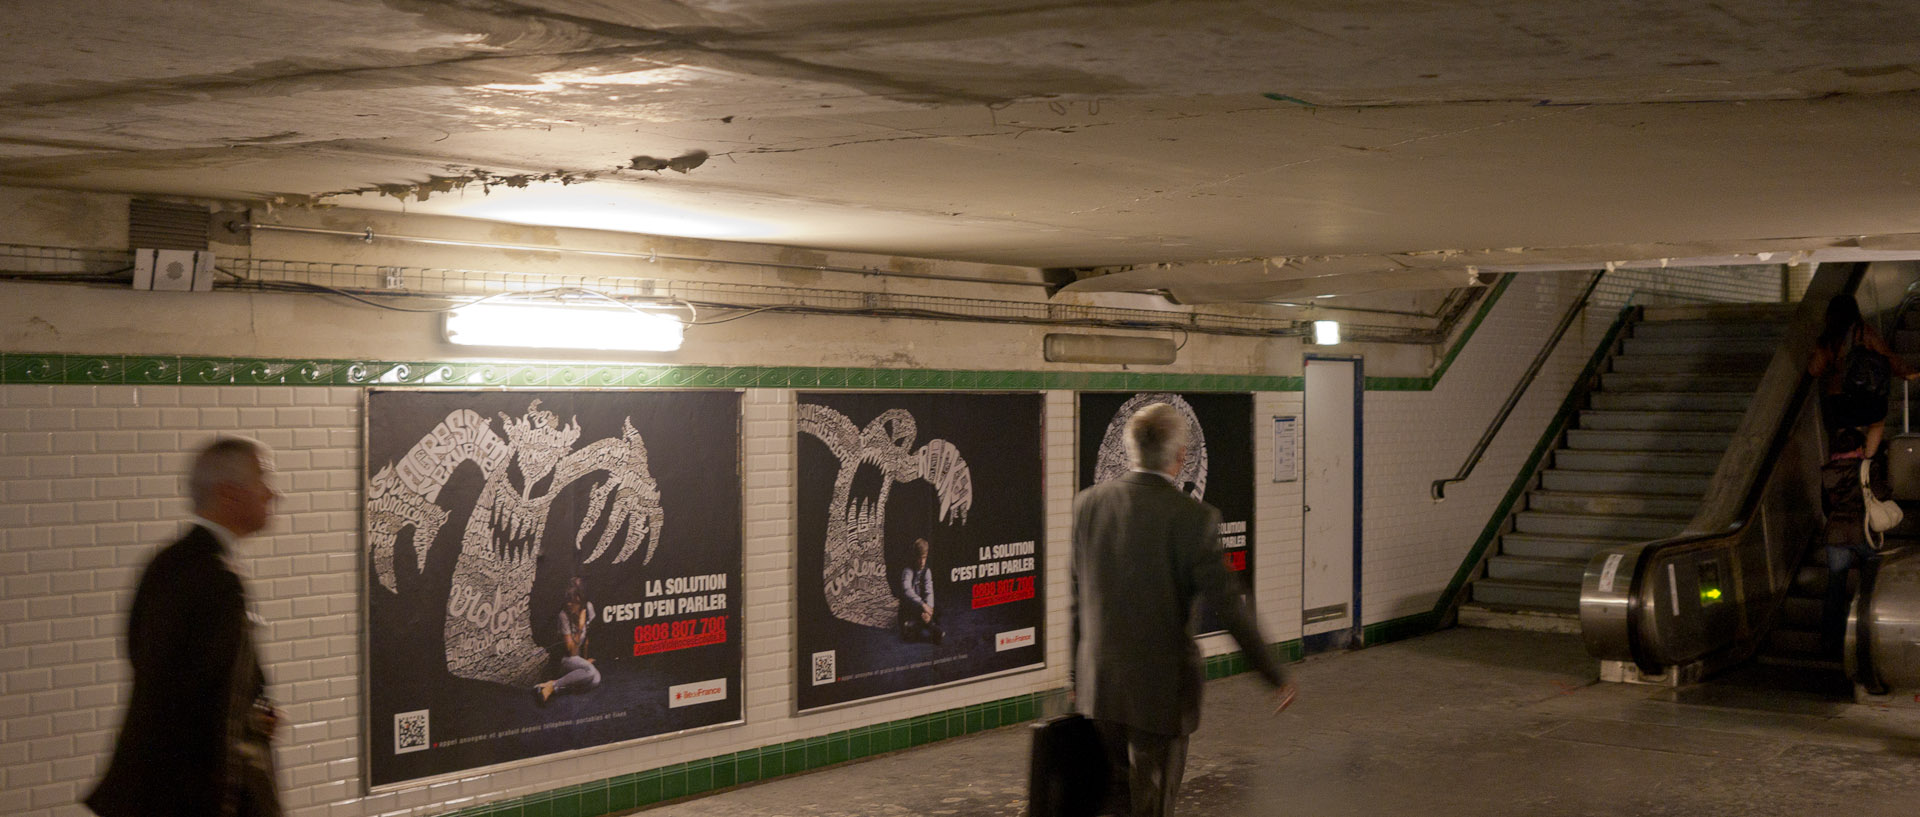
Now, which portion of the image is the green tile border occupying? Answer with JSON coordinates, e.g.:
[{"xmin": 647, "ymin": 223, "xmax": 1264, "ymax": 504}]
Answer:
[
  {"xmin": 1421, "ymin": 273, "xmax": 1514, "ymax": 387},
  {"xmin": 435, "ymin": 637, "xmax": 1326, "ymax": 817},
  {"xmin": 0, "ymin": 276, "xmax": 1516, "ymax": 394}
]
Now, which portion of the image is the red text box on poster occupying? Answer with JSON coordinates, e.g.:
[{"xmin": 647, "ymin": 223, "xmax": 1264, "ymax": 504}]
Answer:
[
  {"xmin": 971, "ymin": 575, "xmax": 1035, "ymax": 609},
  {"xmin": 633, "ymin": 615, "xmax": 728, "ymax": 656}
]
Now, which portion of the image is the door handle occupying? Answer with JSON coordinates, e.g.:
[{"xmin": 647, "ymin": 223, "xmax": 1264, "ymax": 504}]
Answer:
[{"xmin": 1303, "ymin": 505, "xmax": 1311, "ymax": 512}]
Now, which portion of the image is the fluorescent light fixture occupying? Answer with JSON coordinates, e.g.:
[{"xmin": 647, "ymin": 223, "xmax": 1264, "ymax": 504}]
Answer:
[
  {"xmin": 445, "ymin": 302, "xmax": 684, "ymax": 352},
  {"xmin": 1043, "ymin": 333, "xmax": 1177, "ymax": 365},
  {"xmin": 1313, "ymin": 320, "xmax": 1341, "ymax": 345}
]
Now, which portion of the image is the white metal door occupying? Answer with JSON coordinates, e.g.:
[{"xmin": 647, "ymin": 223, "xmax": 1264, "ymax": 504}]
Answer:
[{"xmin": 1302, "ymin": 358, "xmax": 1357, "ymax": 637}]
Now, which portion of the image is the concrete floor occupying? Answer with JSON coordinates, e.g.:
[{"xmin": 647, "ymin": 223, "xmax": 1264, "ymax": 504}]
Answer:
[{"xmin": 647, "ymin": 628, "xmax": 1920, "ymax": 816}]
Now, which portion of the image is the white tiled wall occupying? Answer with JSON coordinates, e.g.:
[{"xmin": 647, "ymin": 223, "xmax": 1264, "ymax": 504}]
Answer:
[
  {"xmin": 0, "ymin": 372, "xmax": 1476, "ymax": 816},
  {"xmin": 4, "ymin": 269, "xmax": 1777, "ymax": 817},
  {"xmin": 0, "ymin": 385, "xmax": 1085, "ymax": 817},
  {"xmin": 1, "ymin": 385, "xmax": 367, "ymax": 816},
  {"xmin": 1356, "ymin": 274, "xmax": 1595, "ymax": 622},
  {"xmin": 1248, "ymin": 391, "xmax": 1305, "ymax": 644}
]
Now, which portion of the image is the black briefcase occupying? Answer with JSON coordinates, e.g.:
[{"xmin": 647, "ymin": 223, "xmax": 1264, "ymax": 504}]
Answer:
[{"xmin": 1027, "ymin": 712, "xmax": 1109, "ymax": 817}]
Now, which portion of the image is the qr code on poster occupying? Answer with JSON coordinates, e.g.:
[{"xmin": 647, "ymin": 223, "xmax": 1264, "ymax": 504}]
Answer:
[
  {"xmin": 810, "ymin": 651, "xmax": 836, "ymax": 685},
  {"xmin": 394, "ymin": 710, "xmax": 430, "ymax": 755}
]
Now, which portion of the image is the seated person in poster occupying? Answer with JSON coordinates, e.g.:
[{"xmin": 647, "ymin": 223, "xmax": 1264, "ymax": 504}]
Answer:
[
  {"xmin": 535, "ymin": 577, "xmax": 601, "ymax": 704},
  {"xmin": 898, "ymin": 538, "xmax": 944, "ymax": 644}
]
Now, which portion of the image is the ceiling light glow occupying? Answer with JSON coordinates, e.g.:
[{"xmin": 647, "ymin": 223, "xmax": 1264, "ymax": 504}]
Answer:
[{"xmin": 447, "ymin": 186, "xmax": 776, "ymax": 239}]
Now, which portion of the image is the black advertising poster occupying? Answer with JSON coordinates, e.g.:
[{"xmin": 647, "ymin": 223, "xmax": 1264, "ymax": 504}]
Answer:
[
  {"xmin": 794, "ymin": 392, "xmax": 1045, "ymax": 712},
  {"xmin": 364, "ymin": 390, "xmax": 742, "ymax": 787},
  {"xmin": 1077, "ymin": 392, "xmax": 1254, "ymax": 634}
]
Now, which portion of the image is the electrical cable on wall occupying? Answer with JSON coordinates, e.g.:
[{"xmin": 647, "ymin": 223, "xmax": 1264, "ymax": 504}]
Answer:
[{"xmin": 0, "ymin": 241, "xmax": 1496, "ymax": 343}]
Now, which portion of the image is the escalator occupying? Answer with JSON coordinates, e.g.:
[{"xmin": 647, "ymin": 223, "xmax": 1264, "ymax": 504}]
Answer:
[{"xmin": 1579, "ymin": 261, "xmax": 1920, "ymax": 700}]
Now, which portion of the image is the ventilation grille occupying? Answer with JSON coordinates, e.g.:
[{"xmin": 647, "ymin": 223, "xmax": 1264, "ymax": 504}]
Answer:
[{"xmin": 129, "ymin": 199, "xmax": 209, "ymax": 251}]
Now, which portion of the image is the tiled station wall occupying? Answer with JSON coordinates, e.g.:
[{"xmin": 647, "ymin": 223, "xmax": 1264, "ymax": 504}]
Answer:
[{"xmin": 0, "ymin": 268, "xmax": 1781, "ymax": 817}]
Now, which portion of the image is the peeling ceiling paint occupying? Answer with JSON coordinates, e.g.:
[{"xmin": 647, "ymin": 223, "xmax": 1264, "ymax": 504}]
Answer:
[{"xmin": 3, "ymin": 0, "xmax": 1920, "ymax": 299}]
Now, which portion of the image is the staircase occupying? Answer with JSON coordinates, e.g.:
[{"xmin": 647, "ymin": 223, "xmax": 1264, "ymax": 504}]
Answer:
[{"xmin": 1460, "ymin": 302, "xmax": 1795, "ymax": 632}]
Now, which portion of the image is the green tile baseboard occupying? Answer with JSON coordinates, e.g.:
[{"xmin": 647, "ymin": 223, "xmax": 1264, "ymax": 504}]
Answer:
[
  {"xmin": 430, "ymin": 628, "xmax": 1452, "ymax": 817},
  {"xmin": 433, "ymin": 690, "xmax": 1055, "ymax": 817}
]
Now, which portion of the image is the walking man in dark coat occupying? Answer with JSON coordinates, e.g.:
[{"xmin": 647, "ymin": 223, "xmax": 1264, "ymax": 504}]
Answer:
[
  {"xmin": 86, "ymin": 437, "xmax": 282, "ymax": 817},
  {"xmin": 1071, "ymin": 404, "xmax": 1294, "ymax": 817}
]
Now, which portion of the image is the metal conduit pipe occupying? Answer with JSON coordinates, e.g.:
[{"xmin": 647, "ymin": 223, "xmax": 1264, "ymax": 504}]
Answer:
[{"xmin": 227, "ymin": 222, "xmax": 1057, "ymax": 290}]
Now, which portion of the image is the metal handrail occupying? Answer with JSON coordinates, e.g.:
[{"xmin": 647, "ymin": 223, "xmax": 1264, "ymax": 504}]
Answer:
[{"xmin": 1432, "ymin": 271, "xmax": 1606, "ymax": 500}]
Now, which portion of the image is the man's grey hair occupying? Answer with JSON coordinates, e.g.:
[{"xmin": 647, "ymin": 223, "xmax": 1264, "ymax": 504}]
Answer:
[
  {"xmin": 188, "ymin": 437, "xmax": 267, "ymax": 510},
  {"xmin": 1124, "ymin": 403, "xmax": 1188, "ymax": 472}
]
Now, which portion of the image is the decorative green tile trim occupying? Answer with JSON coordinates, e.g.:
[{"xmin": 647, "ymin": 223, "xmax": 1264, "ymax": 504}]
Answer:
[
  {"xmin": 0, "ymin": 278, "xmax": 1513, "ymax": 394},
  {"xmin": 1364, "ymin": 376, "xmax": 1433, "ymax": 392},
  {"xmin": 436, "ymin": 640, "xmax": 1305, "ymax": 817},
  {"xmin": 1427, "ymin": 306, "xmax": 1635, "ymax": 622},
  {"xmin": 0, "ymin": 353, "xmax": 1315, "ymax": 392},
  {"xmin": 1421, "ymin": 273, "xmax": 1514, "ymax": 386}
]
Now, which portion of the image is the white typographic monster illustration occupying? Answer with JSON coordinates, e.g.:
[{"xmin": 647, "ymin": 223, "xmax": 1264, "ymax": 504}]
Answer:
[
  {"xmin": 799, "ymin": 404, "xmax": 973, "ymax": 629},
  {"xmin": 367, "ymin": 400, "xmax": 664, "ymax": 687},
  {"xmin": 1094, "ymin": 393, "xmax": 1208, "ymax": 499}
]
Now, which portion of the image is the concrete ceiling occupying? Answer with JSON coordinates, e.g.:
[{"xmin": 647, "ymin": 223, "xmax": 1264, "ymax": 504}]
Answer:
[{"xmin": 6, "ymin": 1, "xmax": 1920, "ymax": 300}]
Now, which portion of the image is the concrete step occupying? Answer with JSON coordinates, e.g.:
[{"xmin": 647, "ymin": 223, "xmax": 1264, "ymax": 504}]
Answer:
[
  {"xmin": 1513, "ymin": 511, "xmax": 1686, "ymax": 540},
  {"xmin": 1631, "ymin": 319, "xmax": 1788, "ymax": 341},
  {"xmin": 1539, "ymin": 469, "xmax": 1711, "ymax": 496},
  {"xmin": 1552, "ymin": 449, "xmax": 1722, "ymax": 473},
  {"xmin": 1500, "ymin": 533, "xmax": 1641, "ymax": 561},
  {"xmin": 1589, "ymin": 391, "xmax": 1752, "ymax": 412},
  {"xmin": 1455, "ymin": 603, "xmax": 1580, "ymax": 633},
  {"xmin": 1621, "ymin": 336, "xmax": 1781, "ymax": 357},
  {"xmin": 1485, "ymin": 554, "xmax": 1587, "ymax": 584},
  {"xmin": 1578, "ymin": 410, "xmax": 1745, "ymax": 432},
  {"xmin": 1468, "ymin": 578, "xmax": 1580, "ymax": 611},
  {"xmin": 1564, "ymin": 428, "xmax": 1735, "ymax": 453},
  {"xmin": 1640, "ymin": 303, "xmax": 1795, "ymax": 323},
  {"xmin": 1526, "ymin": 490, "xmax": 1697, "ymax": 518},
  {"xmin": 1600, "ymin": 372, "xmax": 1763, "ymax": 392},
  {"xmin": 1609, "ymin": 353, "xmax": 1774, "ymax": 375}
]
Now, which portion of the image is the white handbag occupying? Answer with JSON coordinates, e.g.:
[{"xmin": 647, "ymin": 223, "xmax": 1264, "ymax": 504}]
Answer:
[{"xmin": 1861, "ymin": 459, "xmax": 1902, "ymax": 548}]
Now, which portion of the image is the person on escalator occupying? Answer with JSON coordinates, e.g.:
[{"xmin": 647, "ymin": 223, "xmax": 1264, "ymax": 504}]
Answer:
[
  {"xmin": 1807, "ymin": 293, "xmax": 1918, "ymax": 460},
  {"xmin": 1817, "ymin": 426, "xmax": 1885, "ymax": 658}
]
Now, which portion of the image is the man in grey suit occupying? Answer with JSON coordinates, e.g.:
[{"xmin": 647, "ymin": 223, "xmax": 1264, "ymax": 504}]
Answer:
[{"xmin": 1071, "ymin": 404, "xmax": 1294, "ymax": 817}]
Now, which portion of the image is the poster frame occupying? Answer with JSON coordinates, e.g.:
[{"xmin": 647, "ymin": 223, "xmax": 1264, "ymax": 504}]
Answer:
[
  {"xmin": 1072, "ymin": 390, "xmax": 1257, "ymax": 638},
  {"xmin": 788, "ymin": 389, "xmax": 1048, "ymax": 716},
  {"xmin": 358, "ymin": 387, "xmax": 748, "ymax": 793}
]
